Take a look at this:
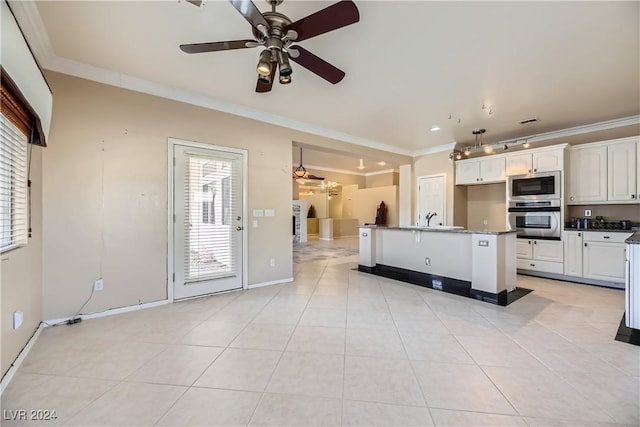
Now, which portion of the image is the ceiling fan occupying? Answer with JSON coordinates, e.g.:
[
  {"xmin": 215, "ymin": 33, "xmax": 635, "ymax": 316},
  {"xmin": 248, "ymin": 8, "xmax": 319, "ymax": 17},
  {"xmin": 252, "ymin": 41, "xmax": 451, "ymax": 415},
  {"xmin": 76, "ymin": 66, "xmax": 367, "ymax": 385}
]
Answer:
[
  {"xmin": 293, "ymin": 147, "xmax": 324, "ymax": 181},
  {"xmin": 180, "ymin": 0, "xmax": 359, "ymax": 93}
]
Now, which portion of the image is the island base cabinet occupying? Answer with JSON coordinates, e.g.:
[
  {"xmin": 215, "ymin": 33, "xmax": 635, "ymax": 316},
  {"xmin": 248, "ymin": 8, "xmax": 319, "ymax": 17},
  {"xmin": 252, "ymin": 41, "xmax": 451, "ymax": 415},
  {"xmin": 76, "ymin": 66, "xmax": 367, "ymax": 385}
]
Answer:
[{"xmin": 583, "ymin": 241, "xmax": 627, "ymax": 282}]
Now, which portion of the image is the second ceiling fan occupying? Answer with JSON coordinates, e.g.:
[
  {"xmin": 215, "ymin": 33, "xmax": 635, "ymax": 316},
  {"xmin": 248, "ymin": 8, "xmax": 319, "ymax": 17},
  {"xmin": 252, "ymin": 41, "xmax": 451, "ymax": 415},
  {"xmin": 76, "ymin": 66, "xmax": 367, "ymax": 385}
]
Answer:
[{"xmin": 181, "ymin": 0, "xmax": 359, "ymax": 93}]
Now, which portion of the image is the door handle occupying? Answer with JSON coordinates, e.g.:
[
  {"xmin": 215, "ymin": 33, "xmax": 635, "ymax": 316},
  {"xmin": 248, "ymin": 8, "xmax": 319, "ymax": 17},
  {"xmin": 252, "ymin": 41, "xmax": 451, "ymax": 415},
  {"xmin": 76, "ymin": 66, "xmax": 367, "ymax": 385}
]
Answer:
[{"xmin": 236, "ymin": 226, "xmax": 243, "ymax": 231}]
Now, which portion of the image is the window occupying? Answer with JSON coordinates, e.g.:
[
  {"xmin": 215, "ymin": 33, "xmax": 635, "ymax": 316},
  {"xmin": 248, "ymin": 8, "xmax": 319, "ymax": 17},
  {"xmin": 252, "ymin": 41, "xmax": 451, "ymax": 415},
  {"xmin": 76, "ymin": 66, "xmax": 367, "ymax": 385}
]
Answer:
[{"xmin": 0, "ymin": 114, "xmax": 28, "ymax": 252}]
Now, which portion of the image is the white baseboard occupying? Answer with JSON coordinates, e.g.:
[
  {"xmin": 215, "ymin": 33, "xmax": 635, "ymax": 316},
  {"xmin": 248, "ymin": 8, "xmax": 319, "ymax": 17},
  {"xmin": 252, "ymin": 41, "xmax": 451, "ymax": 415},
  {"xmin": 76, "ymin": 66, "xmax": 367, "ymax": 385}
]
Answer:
[
  {"xmin": 0, "ymin": 323, "xmax": 45, "ymax": 395},
  {"xmin": 248, "ymin": 277, "xmax": 294, "ymax": 289},
  {"xmin": 44, "ymin": 299, "xmax": 170, "ymax": 326}
]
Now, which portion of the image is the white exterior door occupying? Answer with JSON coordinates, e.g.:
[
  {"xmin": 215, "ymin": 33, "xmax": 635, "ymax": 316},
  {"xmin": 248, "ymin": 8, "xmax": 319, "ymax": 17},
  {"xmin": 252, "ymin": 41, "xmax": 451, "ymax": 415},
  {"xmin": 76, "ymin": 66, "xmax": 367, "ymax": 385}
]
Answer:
[
  {"xmin": 417, "ymin": 175, "xmax": 445, "ymax": 226},
  {"xmin": 172, "ymin": 143, "xmax": 245, "ymax": 300}
]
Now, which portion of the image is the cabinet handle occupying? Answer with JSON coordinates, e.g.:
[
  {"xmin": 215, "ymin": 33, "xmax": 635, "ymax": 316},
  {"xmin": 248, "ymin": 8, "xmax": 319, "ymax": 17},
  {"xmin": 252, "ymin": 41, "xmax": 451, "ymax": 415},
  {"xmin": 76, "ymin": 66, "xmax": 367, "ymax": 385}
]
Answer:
[
  {"xmin": 632, "ymin": 194, "xmax": 636, "ymax": 199},
  {"xmin": 534, "ymin": 241, "xmax": 537, "ymax": 244},
  {"xmin": 584, "ymin": 243, "xmax": 588, "ymax": 247},
  {"xmin": 534, "ymin": 168, "xmax": 537, "ymax": 172},
  {"xmin": 476, "ymin": 178, "xmax": 479, "ymax": 182},
  {"xmin": 603, "ymin": 236, "xmax": 610, "ymax": 239},
  {"xmin": 528, "ymin": 169, "xmax": 532, "ymax": 173},
  {"xmin": 530, "ymin": 263, "xmax": 536, "ymax": 267},
  {"xmin": 528, "ymin": 240, "xmax": 532, "ymax": 245},
  {"xmin": 570, "ymin": 196, "xmax": 574, "ymax": 201},
  {"xmin": 578, "ymin": 233, "xmax": 581, "ymax": 237}
]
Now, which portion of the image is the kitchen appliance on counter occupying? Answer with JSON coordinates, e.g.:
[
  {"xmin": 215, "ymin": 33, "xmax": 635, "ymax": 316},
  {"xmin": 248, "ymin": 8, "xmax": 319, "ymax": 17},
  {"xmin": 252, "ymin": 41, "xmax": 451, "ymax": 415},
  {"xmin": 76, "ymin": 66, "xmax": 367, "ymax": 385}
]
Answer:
[
  {"xmin": 508, "ymin": 171, "xmax": 561, "ymax": 201},
  {"xmin": 508, "ymin": 200, "xmax": 561, "ymax": 239}
]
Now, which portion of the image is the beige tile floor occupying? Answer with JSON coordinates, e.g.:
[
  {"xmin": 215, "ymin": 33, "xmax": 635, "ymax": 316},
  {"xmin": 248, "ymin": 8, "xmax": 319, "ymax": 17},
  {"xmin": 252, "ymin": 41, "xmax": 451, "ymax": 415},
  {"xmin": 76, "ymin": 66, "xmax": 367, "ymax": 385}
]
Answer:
[{"xmin": 2, "ymin": 238, "xmax": 639, "ymax": 426}]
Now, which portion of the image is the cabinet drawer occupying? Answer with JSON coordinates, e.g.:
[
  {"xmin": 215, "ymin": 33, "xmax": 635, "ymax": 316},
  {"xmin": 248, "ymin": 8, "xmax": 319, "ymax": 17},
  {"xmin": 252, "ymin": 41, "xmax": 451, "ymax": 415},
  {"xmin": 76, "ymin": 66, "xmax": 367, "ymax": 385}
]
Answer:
[
  {"xmin": 517, "ymin": 258, "xmax": 564, "ymax": 274},
  {"xmin": 582, "ymin": 232, "xmax": 633, "ymax": 243}
]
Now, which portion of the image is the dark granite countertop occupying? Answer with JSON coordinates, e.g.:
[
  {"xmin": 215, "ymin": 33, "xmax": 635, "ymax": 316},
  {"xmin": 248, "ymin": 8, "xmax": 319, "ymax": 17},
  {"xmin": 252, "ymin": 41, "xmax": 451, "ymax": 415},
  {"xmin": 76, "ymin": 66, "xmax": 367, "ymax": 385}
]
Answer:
[
  {"xmin": 626, "ymin": 232, "xmax": 640, "ymax": 245},
  {"xmin": 358, "ymin": 225, "xmax": 517, "ymax": 235},
  {"xmin": 564, "ymin": 228, "xmax": 637, "ymax": 233}
]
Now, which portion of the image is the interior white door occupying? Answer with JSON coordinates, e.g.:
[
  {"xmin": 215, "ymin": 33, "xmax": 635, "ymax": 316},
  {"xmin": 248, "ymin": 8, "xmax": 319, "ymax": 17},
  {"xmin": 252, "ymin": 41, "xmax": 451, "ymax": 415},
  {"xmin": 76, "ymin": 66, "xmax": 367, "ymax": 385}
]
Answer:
[
  {"xmin": 417, "ymin": 175, "xmax": 445, "ymax": 227},
  {"xmin": 173, "ymin": 144, "xmax": 244, "ymax": 300}
]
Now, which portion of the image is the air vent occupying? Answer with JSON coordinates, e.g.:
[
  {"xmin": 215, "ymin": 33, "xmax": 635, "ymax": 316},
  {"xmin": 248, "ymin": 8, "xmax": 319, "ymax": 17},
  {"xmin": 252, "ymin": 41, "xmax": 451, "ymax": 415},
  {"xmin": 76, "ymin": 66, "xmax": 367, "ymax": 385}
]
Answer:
[{"xmin": 519, "ymin": 118, "xmax": 539, "ymax": 125}]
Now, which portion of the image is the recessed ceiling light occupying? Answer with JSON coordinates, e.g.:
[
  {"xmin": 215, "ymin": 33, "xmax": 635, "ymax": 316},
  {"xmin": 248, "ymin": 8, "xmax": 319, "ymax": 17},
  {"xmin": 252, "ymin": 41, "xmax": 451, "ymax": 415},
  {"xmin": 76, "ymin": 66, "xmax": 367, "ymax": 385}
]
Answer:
[
  {"xmin": 377, "ymin": 161, "xmax": 386, "ymax": 166},
  {"xmin": 430, "ymin": 125, "xmax": 441, "ymax": 132}
]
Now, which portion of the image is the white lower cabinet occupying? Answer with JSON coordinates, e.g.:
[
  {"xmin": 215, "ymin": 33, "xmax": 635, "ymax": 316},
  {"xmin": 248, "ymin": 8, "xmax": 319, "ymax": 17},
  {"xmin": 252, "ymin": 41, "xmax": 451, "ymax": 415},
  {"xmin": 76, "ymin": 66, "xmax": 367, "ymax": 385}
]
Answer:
[
  {"xmin": 516, "ymin": 238, "xmax": 563, "ymax": 274},
  {"xmin": 562, "ymin": 231, "xmax": 631, "ymax": 283},
  {"xmin": 563, "ymin": 231, "xmax": 583, "ymax": 277},
  {"xmin": 583, "ymin": 232, "xmax": 629, "ymax": 282}
]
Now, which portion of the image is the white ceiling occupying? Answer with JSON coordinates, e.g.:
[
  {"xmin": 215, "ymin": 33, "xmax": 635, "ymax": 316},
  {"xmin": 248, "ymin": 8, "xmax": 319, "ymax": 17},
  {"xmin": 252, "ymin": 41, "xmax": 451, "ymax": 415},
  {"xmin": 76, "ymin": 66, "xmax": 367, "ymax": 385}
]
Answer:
[{"xmin": 10, "ymin": 0, "xmax": 640, "ymax": 172}]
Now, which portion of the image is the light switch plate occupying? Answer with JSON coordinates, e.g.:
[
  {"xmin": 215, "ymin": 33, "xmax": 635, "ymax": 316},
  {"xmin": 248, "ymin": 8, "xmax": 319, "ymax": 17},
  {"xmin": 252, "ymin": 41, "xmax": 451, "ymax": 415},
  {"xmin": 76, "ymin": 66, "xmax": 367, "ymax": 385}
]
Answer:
[
  {"xmin": 264, "ymin": 209, "xmax": 275, "ymax": 217},
  {"xmin": 478, "ymin": 240, "xmax": 489, "ymax": 247},
  {"xmin": 584, "ymin": 209, "xmax": 592, "ymax": 217},
  {"xmin": 253, "ymin": 209, "xmax": 264, "ymax": 217}
]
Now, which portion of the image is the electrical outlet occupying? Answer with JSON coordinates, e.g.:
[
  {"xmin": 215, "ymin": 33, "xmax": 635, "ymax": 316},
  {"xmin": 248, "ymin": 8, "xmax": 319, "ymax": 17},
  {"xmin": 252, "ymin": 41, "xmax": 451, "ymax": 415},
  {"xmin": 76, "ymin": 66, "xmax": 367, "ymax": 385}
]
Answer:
[
  {"xmin": 584, "ymin": 209, "xmax": 592, "ymax": 217},
  {"xmin": 13, "ymin": 311, "xmax": 23, "ymax": 329},
  {"xmin": 269, "ymin": 258, "xmax": 276, "ymax": 267},
  {"xmin": 483, "ymin": 219, "xmax": 488, "ymax": 225},
  {"xmin": 94, "ymin": 278, "xmax": 104, "ymax": 291}
]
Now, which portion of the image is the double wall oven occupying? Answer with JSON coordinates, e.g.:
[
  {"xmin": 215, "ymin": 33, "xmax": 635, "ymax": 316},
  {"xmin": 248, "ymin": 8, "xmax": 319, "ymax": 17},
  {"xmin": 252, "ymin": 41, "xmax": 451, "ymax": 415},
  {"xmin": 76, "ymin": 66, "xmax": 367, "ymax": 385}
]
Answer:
[{"xmin": 507, "ymin": 171, "xmax": 562, "ymax": 240}]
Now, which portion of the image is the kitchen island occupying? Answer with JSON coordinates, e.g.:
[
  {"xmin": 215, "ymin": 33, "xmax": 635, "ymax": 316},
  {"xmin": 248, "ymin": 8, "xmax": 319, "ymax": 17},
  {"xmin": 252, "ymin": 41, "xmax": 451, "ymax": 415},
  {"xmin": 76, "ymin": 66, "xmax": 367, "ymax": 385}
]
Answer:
[{"xmin": 359, "ymin": 226, "xmax": 520, "ymax": 305}]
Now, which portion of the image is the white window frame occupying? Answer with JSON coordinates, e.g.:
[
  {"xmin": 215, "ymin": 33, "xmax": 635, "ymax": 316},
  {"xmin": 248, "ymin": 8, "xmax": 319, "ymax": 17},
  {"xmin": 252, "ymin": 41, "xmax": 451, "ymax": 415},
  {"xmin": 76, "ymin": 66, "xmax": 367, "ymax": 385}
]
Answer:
[{"xmin": 0, "ymin": 114, "xmax": 29, "ymax": 253}]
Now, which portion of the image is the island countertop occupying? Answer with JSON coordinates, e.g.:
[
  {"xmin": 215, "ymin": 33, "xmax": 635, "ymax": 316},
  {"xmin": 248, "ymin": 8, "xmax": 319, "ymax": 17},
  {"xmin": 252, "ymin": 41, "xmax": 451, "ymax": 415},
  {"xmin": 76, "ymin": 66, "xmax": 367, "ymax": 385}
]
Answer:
[{"xmin": 358, "ymin": 225, "xmax": 518, "ymax": 236}]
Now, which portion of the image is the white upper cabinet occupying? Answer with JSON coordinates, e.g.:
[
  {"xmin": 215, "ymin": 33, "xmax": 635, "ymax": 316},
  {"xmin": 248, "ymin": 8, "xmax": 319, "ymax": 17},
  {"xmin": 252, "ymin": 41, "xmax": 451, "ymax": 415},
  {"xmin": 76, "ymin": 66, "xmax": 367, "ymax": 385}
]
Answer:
[
  {"xmin": 567, "ymin": 136, "xmax": 639, "ymax": 204},
  {"xmin": 608, "ymin": 141, "xmax": 637, "ymax": 201},
  {"xmin": 568, "ymin": 145, "xmax": 607, "ymax": 203},
  {"xmin": 455, "ymin": 156, "xmax": 505, "ymax": 185},
  {"xmin": 505, "ymin": 148, "xmax": 564, "ymax": 176}
]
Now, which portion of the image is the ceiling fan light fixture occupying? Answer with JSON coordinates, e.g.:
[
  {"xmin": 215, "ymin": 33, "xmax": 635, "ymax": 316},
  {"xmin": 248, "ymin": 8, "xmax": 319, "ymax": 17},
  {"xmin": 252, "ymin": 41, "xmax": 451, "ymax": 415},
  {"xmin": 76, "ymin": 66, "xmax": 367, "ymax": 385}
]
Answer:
[
  {"xmin": 275, "ymin": 50, "xmax": 292, "ymax": 76},
  {"xmin": 257, "ymin": 73, "xmax": 271, "ymax": 85},
  {"xmin": 257, "ymin": 50, "xmax": 273, "ymax": 76},
  {"xmin": 279, "ymin": 73, "xmax": 292, "ymax": 84}
]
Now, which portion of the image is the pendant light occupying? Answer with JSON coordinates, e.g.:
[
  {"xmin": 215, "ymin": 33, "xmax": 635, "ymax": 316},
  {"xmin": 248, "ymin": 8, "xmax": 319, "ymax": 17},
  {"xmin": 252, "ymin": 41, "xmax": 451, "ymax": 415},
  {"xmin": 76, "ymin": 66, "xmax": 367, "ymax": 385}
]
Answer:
[{"xmin": 294, "ymin": 147, "xmax": 308, "ymax": 179}]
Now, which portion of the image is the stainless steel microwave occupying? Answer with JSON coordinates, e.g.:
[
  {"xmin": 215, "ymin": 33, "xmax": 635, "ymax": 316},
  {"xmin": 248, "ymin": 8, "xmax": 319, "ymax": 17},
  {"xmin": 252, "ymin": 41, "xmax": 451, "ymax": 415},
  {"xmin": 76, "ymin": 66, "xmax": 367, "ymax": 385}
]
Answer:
[{"xmin": 508, "ymin": 171, "xmax": 561, "ymax": 201}]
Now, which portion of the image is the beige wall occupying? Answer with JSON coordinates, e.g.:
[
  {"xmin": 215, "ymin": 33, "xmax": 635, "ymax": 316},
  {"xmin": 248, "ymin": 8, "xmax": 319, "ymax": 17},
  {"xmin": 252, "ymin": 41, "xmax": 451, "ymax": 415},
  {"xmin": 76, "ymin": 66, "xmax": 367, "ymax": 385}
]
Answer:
[
  {"xmin": 2, "ymin": 146, "xmax": 43, "ymax": 377},
  {"xmin": 353, "ymin": 186, "xmax": 399, "ymax": 226},
  {"xmin": 413, "ymin": 152, "xmax": 462, "ymax": 226},
  {"xmin": 42, "ymin": 72, "xmax": 334, "ymax": 319},
  {"xmin": 342, "ymin": 184, "xmax": 358, "ymax": 219},
  {"xmin": 466, "ymin": 183, "xmax": 508, "ymax": 231},
  {"xmin": 365, "ymin": 171, "xmax": 398, "ymax": 188}
]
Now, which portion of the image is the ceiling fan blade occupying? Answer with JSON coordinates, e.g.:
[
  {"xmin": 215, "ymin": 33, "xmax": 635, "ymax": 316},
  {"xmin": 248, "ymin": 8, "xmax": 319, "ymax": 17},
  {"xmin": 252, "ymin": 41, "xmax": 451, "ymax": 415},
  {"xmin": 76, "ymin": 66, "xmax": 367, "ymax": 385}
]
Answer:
[
  {"xmin": 228, "ymin": 0, "xmax": 270, "ymax": 37},
  {"xmin": 286, "ymin": 0, "xmax": 359, "ymax": 42},
  {"xmin": 287, "ymin": 46, "xmax": 345, "ymax": 84},
  {"xmin": 256, "ymin": 62, "xmax": 277, "ymax": 93},
  {"xmin": 180, "ymin": 40, "xmax": 257, "ymax": 54}
]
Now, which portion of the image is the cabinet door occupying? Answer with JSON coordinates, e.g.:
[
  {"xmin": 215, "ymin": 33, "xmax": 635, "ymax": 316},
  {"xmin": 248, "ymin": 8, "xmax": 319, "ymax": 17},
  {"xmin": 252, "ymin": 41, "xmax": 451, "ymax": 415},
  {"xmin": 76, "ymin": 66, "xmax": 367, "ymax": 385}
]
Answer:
[
  {"xmin": 583, "ymin": 241, "xmax": 626, "ymax": 282},
  {"xmin": 568, "ymin": 146, "xmax": 607, "ymax": 203},
  {"xmin": 608, "ymin": 141, "xmax": 637, "ymax": 201},
  {"xmin": 506, "ymin": 153, "xmax": 531, "ymax": 176},
  {"xmin": 479, "ymin": 157, "xmax": 506, "ymax": 183},
  {"xmin": 455, "ymin": 160, "xmax": 480, "ymax": 185},
  {"xmin": 533, "ymin": 149, "xmax": 564, "ymax": 173},
  {"xmin": 516, "ymin": 239, "xmax": 533, "ymax": 258},
  {"xmin": 563, "ymin": 231, "xmax": 583, "ymax": 277},
  {"xmin": 532, "ymin": 239, "xmax": 563, "ymax": 262}
]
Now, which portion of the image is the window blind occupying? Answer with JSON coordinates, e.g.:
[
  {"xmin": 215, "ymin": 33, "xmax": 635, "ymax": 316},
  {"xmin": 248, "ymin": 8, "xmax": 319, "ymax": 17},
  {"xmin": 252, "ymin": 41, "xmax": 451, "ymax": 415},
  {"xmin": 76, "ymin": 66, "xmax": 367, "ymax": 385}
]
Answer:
[
  {"xmin": 183, "ymin": 152, "xmax": 241, "ymax": 282},
  {"xmin": 0, "ymin": 114, "xmax": 28, "ymax": 252}
]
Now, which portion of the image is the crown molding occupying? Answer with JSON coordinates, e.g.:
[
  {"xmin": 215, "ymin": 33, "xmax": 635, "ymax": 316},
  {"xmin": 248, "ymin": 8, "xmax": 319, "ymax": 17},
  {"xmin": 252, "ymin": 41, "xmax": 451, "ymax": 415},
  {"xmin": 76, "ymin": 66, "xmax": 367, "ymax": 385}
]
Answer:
[
  {"xmin": 524, "ymin": 115, "xmax": 640, "ymax": 145},
  {"xmin": 412, "ymin": 142, "xmax": 457, "ymax": 158},
  {"xmin": 304, "ymin": 164, "xmax": 366, "ymax": 176},
  {"xmin": 365, "ymin": 169, "xmax": 397, "ymax": 177}
]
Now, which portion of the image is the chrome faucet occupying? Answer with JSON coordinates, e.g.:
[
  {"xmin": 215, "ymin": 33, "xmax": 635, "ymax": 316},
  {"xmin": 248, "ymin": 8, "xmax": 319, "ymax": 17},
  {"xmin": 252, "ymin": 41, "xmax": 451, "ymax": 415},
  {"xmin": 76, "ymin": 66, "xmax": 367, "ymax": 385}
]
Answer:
[{"xmin": 426, "ymin": 212, "xmax": 437, "ymax": 227}]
